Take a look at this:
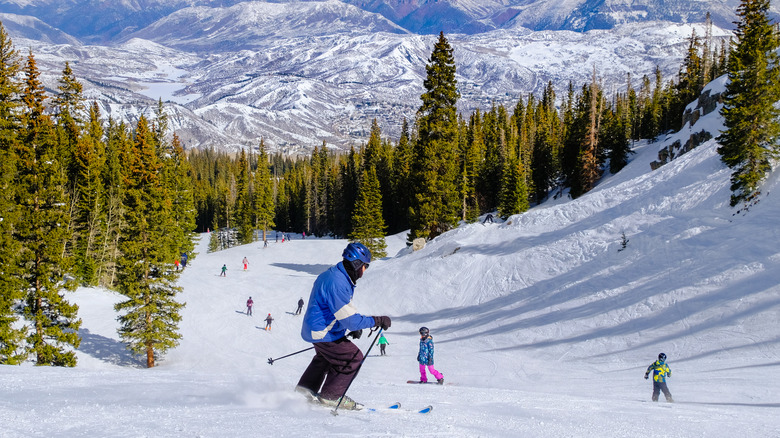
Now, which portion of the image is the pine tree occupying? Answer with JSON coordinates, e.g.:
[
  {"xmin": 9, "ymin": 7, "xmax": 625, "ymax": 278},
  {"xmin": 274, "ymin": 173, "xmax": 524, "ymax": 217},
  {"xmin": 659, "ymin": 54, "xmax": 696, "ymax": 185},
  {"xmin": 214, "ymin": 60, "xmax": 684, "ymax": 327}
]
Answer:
[
  {"xmin": 114, "ymin": 116, "xmax": 184, "ymax": 368},
  {"xmin": 409, "ymin": 32, "xmax": 460, "ymax": 241},
  {"xmin": 0, "ymin": 22, "xmax": 27, "ymax": 364},
  {"xmin": 389, "ymin": 118, "xmax": 413, "ymax": 233},
  {"xmin": 71, "ymin": 102, "xmax": 106, "ymax": 285},
  {"xmin": 100, "ymin": 118, "xmax": 130, "ymax": 286},
  {"xmin": 498, "ymin": 155, "xmax": 528, "ymax": 219},
  {"xmin": 717, "ymin": 0, "xmax": 780, "ymax": 208},
  {"xmin": 16, "ymin": 51, "xmax": 81, "ymax": 366},
  {"xmin": 164, "ymin": 133, "xmax": 196, "ymax": 257},
  {"xmin": 253, "ymin": 140, "xmax": 275, "ymax": 241},
  {"xmin": 234, "ymin": 148, "xmax": 253, "ymax": 243},
  {"xmin": 350, "ymin": 165, "xmax": 387, "ymax": 258}
]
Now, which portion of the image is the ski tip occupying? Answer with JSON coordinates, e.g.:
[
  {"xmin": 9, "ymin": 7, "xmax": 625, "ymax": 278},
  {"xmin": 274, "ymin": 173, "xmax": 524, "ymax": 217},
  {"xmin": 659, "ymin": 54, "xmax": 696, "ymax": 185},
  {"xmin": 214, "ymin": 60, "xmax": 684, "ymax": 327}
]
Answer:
[
  {"xmin": 418, "ymin": 405, "xmax": 433, "ymax": 414},
  {"xmin": 389, "ymin": 402, "xmax": 401, "ymax": 409}
]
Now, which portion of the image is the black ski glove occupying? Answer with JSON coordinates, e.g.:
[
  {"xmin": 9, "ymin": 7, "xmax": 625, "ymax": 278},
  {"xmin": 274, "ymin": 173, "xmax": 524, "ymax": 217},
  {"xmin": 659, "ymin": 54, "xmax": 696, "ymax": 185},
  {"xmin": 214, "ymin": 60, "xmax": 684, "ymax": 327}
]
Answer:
[
  {"xmin": 347, "ymin": 330, "xmax": 362, "ymax": 339},
  {"xmin": 372, "ymin": 316, "xmax": 391, "ymax": 330},
  {"xmin": 644, "ymin": 373, "xmax": 649, "ymax": 380}
]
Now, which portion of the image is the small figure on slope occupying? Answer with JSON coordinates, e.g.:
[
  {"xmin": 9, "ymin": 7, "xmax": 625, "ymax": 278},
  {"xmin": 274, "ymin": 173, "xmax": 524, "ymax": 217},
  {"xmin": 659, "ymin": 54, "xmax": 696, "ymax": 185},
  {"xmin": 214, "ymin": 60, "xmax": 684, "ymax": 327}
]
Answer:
[
  {"xmin": 265, "ymin": 313, "xmax": 274, "ymax": 331},
  {"xmin": 417, "ymin": 327, "xmax": 444, "ymax": 384},
  {"xmin": 645, "ymin": 352, "xmax": 673, "ymax": 402},
  {"xmin": 246, "ymin": 297, "xmax": 253, "ymax": 316},
  {"xmin": 220, "ymin": 264, "xmax": 227, "ymax": 277},
  {"xmin": 295, "ymin": 242, "xmax": 391, "ymax": 411},
  {"xmin": 377, "ymin": 333, "xmax": 389, "ymax": 356},
  {"xmin": 295, "ymin": 297, "xmax": 304, "ymax": 315},
  {"xmin": 242, "ymin": 256, "xmax": 249, "ymax": 271}
]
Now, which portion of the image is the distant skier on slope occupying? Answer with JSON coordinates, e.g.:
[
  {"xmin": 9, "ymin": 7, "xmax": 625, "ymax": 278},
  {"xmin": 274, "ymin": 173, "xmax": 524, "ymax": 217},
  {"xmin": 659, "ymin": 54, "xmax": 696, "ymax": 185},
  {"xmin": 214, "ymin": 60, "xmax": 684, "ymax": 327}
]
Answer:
[
  {"xmin": 242, "ymin": 256, "xmax": 249, "ymax": 271},
  {"xmin": 246, "ymin": 297, "xmax": 253, "ymax": 316},
  {"xmin": 294, "ymin": 242, "xmax": 391, "ymax": 411},
  {"xmin": 644, "ymin": 352, "xmax": 673, "ymax": 402},
  {"xmin": 417, "ymin": 327, "xmax": 444, "ymax": 384},
  {"xmin": 295, "ymin": 297, "xmax": 304, "ymax": 315},
  {"xmin": 265, "ymin": 313, "xmax": 274, "ymax": 330},
  {"xmin": 377, "ymin": 333, "xmax": 389, "ymax": 356}
]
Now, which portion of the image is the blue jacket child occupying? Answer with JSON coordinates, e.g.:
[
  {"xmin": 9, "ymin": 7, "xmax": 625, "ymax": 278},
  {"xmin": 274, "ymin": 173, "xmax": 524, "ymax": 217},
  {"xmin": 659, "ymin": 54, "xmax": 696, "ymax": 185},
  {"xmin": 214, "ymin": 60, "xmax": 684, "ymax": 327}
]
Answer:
[
  {"xmin": 417, "ymin": 327, "xmax": 444, "ymax": 384},
  {"xmin": 644, "ymin": 352, "xmax": 673, "ymax": 402}
]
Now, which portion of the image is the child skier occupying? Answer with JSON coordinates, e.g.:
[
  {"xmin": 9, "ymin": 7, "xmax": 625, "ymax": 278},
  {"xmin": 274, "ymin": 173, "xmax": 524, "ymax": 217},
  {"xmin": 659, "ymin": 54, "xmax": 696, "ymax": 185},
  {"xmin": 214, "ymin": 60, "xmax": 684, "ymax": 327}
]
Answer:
[
  {"xmin": 220, "ymin": 264, "xmax": 227, "ymax": 277},
  {"xmin": 265, "ymin": 313, "xmax": 274, "ymax": 331},
  {"xmin": 242, "ymin": 257, "xmax": 249, "ymax": 271},
  {"xmin": 644, "ymin": 352, "xmax": 673, "ymax": 402},
  {"xmin": 417, "ymin": 327, "xmax": 444, "ymax": 384},
  {"xmin": 377, "ymin": 333, "xmax": 389, "ymax": 356}
]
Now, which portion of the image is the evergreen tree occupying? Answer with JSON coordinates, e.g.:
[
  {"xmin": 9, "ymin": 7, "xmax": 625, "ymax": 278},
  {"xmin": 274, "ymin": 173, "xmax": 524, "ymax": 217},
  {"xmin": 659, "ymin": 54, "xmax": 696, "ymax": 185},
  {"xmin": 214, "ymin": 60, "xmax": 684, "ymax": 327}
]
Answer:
[
  {"xmin": 234, "ymin": 149, "xmax": 253, "ymax": 243},
  {"xmin": 16, "ymin": 51, "xmax": 81, "ymax": 366},
  {"xmin": 0, "ymin": 22, "xmax": 26, "ymax": 364},
  {"xmin": 164, "ymin": 133, "xmax": 196, "ymax": 258},
  {"xmin": 717, "ymin": 0, "xmax": 780, "ymax": 208},
  {"xmin": 71, "ymin": 102, "xmax": 106, "ymax": 285},
  {"xmin": 389, "ymin": 118, "xmax": 413, "ymax": 233},
  {"xmin": 498, "ymin": 155, "xmax": 528, "ymax": 219},
  {"xmin": 100, "ymin": 118, "xmax": 130, "ymax": 286},
  {"xmin": 458, "ymin": 114, "xmax": 479, "ymax": 222},
  {"xmin": 253, "ymin": 140, "xmax": 275, "ymax": 241},
  {"xmin": 350, "ymin": 165, "xmax": 387, "ymax": 258},
  {"xmin": 409, "ymin": 32, "xmax": 460, "ymax": 241},
  {"xmin": 114, "ymin": 116, "xmax": 184, "ymax": 368}
]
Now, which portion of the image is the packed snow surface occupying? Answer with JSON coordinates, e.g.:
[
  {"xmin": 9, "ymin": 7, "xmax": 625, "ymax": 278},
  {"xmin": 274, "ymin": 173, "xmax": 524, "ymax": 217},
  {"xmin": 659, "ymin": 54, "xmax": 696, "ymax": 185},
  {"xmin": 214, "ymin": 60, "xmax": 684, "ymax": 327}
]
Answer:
[{"xmin": 2, "ymin": 92, "xmax": 780, "ymax": 436}]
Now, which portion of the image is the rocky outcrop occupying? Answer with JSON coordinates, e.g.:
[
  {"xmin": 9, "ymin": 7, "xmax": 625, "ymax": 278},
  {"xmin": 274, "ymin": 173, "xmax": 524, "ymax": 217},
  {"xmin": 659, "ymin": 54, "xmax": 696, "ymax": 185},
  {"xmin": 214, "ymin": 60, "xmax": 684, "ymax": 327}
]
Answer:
[{"xmin": 650, "ymin": 88, "xmax": 721, "ymax": 170}]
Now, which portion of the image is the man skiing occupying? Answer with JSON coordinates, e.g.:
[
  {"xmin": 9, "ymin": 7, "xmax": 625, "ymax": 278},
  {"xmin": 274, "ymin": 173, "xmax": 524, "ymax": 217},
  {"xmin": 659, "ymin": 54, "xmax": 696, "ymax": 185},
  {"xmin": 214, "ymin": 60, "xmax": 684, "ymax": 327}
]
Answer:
[
  {"xmin": 295, "ymin": 242, "xmax": 391, "ymax": 410},
  {"xmin": 645, "ymin": 352, "xmax": 674, "ymax": 402},
  {"xmin": 265, "ymin": 313, "xmax": 274, "ymax": 331},
  {"xmin": 246, "ymin": 297, "xmax": 253, "ymax": 316},
  {"xmin": 295, "ymin": 297, "xmax": 304, "ymax": 315}
]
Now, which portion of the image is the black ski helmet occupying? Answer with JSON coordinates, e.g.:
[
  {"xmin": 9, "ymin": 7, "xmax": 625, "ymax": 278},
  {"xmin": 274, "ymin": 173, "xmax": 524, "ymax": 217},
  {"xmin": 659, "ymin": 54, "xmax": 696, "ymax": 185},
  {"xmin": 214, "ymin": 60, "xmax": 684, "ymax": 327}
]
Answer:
[
  {"xmin": 419, "ymin": 327, "xmax": 429, "ymax": 336},
  {"xmin": 658, "ymin": 352, "xmax": 667, "ymax": 361}
]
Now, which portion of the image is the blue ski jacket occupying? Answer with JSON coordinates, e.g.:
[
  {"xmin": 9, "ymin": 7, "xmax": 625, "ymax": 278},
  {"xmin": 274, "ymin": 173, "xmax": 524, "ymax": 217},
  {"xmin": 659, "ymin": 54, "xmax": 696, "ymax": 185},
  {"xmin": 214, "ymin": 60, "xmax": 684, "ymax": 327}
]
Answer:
[
  {"xmin": 301, "ymin": 262, "xmax": 376, "ymax": 343},
  {"xmin": 418, "ymin": 335, "xmax": 435, "ymax": 365}
]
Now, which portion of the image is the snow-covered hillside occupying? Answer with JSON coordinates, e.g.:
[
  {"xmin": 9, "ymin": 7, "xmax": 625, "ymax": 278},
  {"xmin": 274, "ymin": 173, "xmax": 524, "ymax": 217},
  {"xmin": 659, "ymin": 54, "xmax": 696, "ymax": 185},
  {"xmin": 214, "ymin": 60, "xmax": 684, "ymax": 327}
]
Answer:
[{"xmin": 1, "ymin": 79, "xmax": 779, "ymax": 437}]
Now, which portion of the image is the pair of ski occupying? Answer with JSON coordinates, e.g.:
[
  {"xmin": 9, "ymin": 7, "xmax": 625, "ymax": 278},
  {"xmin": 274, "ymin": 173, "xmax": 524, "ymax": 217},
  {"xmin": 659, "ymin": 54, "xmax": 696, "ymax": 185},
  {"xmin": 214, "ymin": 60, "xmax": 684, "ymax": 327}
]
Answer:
[{"xmin": 367, "ymin": 402, "xmax": 433, "ymax": 414}]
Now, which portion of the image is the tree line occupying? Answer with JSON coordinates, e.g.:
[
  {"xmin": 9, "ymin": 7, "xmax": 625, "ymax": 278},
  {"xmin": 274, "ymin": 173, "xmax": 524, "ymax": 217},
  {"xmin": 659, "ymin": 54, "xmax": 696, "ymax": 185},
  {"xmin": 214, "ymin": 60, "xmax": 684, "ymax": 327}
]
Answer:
[
  {"xmin": 0, "ymin": 24, "xmax": 195, "ymax": 367},
  {"xmin": 191, "ymin": 23, "xmax": 730, "ymax": 258}
]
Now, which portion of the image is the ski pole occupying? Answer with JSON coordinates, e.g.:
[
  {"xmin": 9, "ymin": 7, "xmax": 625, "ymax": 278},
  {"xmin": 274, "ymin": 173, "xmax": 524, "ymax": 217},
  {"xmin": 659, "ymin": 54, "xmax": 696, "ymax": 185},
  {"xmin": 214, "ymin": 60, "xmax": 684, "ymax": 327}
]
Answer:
[
  {"xmin": 267, "ymin": 346, "xmax": 314, "ymax": 365},
  {"xmin": 331, "ymin": 328, "xmax": 383, "ymax": 416}
]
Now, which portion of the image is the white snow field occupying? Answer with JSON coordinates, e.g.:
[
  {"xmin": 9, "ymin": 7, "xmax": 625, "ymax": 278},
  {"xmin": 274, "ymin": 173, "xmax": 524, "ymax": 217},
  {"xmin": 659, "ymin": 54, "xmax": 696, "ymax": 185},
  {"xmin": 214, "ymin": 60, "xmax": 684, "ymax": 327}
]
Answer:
[{"xmin": 2, "ymin": 90, "xmax": 780, "ymax": 436}]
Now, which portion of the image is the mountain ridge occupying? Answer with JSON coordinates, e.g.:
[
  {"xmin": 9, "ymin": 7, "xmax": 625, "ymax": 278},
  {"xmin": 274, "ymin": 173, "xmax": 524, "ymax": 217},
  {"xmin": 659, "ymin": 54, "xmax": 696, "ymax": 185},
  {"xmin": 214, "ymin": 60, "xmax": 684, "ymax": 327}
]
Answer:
[{"xmin": 0, "ymin": 1, "xmax": 735, "ymax": 152}]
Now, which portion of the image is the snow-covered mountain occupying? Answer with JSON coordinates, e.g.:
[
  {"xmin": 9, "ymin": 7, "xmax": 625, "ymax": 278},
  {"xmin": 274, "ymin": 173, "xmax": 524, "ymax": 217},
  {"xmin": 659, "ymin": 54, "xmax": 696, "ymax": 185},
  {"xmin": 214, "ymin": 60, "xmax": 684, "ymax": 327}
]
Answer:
[
  {"xmin": 2, "ymin": 76, "xmax": 779, "ymax": 437},
  {"xmin": 2, "ymin": 0, "xmax": 772, "ymax": 37},
  {"xmin": 0, "ymin": 1, "xmax": 738, "ymax": 151}
]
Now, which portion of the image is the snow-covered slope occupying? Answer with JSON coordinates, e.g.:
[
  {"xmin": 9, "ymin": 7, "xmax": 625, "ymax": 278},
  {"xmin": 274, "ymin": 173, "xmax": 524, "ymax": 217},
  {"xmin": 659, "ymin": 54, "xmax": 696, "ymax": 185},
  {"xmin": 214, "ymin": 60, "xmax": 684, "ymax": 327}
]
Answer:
[{"xmin": 1, "ymin": 78, "xmax": 779, "ymax": 437}]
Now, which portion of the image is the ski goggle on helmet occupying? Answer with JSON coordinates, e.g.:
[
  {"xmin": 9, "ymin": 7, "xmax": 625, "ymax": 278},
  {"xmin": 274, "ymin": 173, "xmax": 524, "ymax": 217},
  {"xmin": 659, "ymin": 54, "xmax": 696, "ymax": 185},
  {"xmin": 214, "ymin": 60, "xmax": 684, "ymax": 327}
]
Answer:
[
  {"xmin": 658, "ymin": 353, "xmax": 667, "ymax": 362},
  {"xmin": 419, "ymin": 327, "xmax": 429, "ymax": 336},
  {"xmin": 343, "ymin": 242, "xmax": 372, "ymax": 268}
]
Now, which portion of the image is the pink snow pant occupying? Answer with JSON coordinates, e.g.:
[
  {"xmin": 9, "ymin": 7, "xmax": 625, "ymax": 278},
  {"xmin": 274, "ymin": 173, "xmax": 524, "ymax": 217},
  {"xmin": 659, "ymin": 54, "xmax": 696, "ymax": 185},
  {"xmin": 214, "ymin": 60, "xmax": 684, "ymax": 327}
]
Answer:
[{"xmin": 419, "ymin": 363, "xmax": 443, "ymax": 382}]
